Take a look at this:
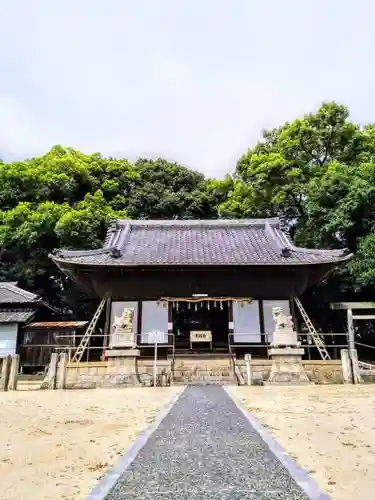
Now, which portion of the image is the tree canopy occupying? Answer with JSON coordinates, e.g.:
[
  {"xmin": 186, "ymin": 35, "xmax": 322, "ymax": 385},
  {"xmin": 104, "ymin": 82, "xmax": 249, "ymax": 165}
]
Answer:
[
  {"xmin": 1, "ymin": 102, "xmax": 375, "ymax": 318},
  {"xmin": 0, "ymin": 147, "xmax": 219, "ymax": 312},
  {"xmin": 218, "ymin": 102, "xmax": 375, "ymax": 293}
]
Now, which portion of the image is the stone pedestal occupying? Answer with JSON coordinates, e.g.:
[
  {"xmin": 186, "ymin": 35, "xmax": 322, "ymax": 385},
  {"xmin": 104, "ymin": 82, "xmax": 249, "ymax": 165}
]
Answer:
[
  {"xmin": 109, "ymin": 327, "xmax": 136, "ymax": 349},
  {"xmin": 105, "ymin": 348, "xmax": 140, "ymax": 369},
  {"xmin": 267, "ymin": 306, "xmax": 310, "ymax": 385},
  {"xmin": 106, "ymin": 304, "xmax": 139, "ymax": 385},
  {"xmin": 272, "ymin": 325, "xmax": 300, "ymax": 347},
  {"xmin": 104, "ymin": 348, "xmax": 141, "ymax": 386},
  {"xmin": 268, "ymin": 347, "xmax": 310, "ymax": 384}
]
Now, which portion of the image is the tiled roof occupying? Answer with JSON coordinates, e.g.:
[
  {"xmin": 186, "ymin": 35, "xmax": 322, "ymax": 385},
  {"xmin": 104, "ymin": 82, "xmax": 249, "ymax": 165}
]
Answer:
[
  {"xmin": 0, "ymin": 311, "xmax": 35, "ymax": 323},
  {"xmin": 0, "ymin": 283, "xmax": 40, "ymax": 304},
  {"xmin": 51, "ymin": 218, "xmax": 352, "ymax": 267}
]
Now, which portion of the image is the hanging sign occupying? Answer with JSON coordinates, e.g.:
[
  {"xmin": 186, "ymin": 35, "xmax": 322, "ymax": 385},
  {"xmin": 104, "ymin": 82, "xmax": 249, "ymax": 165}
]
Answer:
[
  {"xmin": 190, "ymin": 330, "xmax": 212, "ymax": 342},
  {"xmin": 146, "ymin": 331, "xmax": 167, "ymax": 344}
]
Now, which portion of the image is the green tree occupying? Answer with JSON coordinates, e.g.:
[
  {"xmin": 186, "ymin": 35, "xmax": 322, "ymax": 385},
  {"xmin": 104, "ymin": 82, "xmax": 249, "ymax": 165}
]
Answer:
[
  {"xmin": 127, "ymin": 158, "xmax": 219, "ymax": 219},
  {"xmin": 220, "ymin": 102, "xmax": 375, "ymax": 323},
  {"xmin": 220, "ymin": 102, "xmax": 368, "ymax": 223},
  {"xmin": 0, "ymin": 147, "xmax": 218, "ymax": 312},
  {"xmin": 0, "ymin": 190, "xmax": 126, "ymax": 307}
]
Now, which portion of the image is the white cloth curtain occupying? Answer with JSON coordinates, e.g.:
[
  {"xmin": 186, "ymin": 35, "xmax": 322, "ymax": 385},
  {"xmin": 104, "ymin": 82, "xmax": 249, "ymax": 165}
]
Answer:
[
  {"xmin": 141, "ymin": 301, "xmax": 168, "ymax": 344},
  {"xmin": 232, "ymin": 301, "xmax": 261, "ymax": 343}
]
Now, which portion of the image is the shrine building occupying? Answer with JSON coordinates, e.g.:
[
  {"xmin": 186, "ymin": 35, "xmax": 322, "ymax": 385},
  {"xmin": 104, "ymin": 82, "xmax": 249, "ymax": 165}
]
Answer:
[{"xmin": 51, "ymin": 218, "xmax": 351, "ymax": 358}]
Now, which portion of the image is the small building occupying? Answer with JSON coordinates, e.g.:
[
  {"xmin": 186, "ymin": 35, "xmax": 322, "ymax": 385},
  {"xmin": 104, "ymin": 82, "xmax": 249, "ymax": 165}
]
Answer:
[
  {"xmin": 51, "ymin": 219, "xmax": 351, "ymax": 358},
  {"xmin": 0, "ymin": 282, "xmax": 88, "ymax": 371},
  {"xmin": 20, "ymin": 321, "xmax": 88, "ymax": 369},
  {"xmin": 0, "ymin": 282, "xmax": 45, "ymax": 358}
]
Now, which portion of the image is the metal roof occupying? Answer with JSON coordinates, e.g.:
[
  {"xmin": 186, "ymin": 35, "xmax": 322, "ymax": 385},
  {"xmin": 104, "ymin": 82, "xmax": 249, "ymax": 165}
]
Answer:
[
  {"xmin": 0, "ymin": 282, "xmax": 40, "ymax": 303},
  {"xmin": 27, "ymin": 321, "xmax": 88, "ymax": 329},
  {"xmin": 0, "ymin": 311, "xmax": 35, "ymax": 323},
  {"xmin": 51, "ymin": 218, "xmax": 352, "ymax": 267}
]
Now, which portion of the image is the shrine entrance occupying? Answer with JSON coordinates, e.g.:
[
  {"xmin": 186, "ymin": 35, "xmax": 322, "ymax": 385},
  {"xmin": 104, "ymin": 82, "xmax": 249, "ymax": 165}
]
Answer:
[{"xmin": 171, "ymin": 299, "xmax": 229, "ymax": 351}]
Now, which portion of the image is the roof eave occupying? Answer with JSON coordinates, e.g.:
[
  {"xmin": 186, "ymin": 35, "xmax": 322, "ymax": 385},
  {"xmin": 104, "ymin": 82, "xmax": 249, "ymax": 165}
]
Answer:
[{"xmin": 51, "ymin": 255, "xmax": 353, "ymax": 268}]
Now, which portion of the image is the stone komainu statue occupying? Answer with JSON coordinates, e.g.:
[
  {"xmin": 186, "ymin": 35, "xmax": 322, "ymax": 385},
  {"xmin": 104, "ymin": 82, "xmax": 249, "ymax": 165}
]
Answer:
[
  {"xmin": 113, "ymin": 308, "xmax": 134, "ymax": 332},
  {"xmin": 272, "ymin": 306, "xmax": 294, "ymax": 331}
]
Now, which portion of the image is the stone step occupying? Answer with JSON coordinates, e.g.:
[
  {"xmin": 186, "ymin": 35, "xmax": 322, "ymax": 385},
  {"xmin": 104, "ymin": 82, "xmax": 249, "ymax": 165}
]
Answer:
[
  {"xmin": 172, "ymin": 367, "xmax": 234, "ymax": 373},
  {"xmin": 172, "ymin": 359, "xmax": 232, "ymax": 367},
  {"xmin": 172, "ymin": 381, "xmax": 234, "ymax": 386},
  {"xmin": 172, "ymin": 371, "xmax": 236, "ymax": 384},
  {"xmin": 173, "ymin": 365, "xmax": 232, "ymax": 371},
  {"xmin": 173, "ymin": 377, "xmax": 233, "ymax": 383}
]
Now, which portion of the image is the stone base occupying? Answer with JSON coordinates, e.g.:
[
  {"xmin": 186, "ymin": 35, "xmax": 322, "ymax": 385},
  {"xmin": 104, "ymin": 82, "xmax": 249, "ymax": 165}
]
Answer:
[
  {"xmin": 267, "ymin": 347, "xmax": 311, "ymax": 385},
  {"xmin": 104, "ymin": 349, "xmax": 142, "ymax": 385},
  {"xmin": 105, "ymin": 349, "xmax": 140, "ymax": 358}
]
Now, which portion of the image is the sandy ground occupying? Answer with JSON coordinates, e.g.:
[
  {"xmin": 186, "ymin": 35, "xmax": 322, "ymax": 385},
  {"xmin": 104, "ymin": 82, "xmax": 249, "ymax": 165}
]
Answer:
[
  {"xmin": 0, "ymin": 387, "xmax": 181, "ymax": 500},
  {"xmin": 230, "ymin": 385, "xmax": 375, "ymax": 500}
]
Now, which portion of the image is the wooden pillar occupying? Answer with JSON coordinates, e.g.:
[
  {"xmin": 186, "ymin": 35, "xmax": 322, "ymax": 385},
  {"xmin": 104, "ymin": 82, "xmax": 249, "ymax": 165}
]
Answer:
[
  {"xmin": 47, "ymin": 353, "xmax": 58, "ymax": 390},
  {"xmin": 103, "ymin": 294, "xmax": 112, "ymax": 350},
  {"xmin": 8, "ymin": 355, "xmax": 20, "ymax": 391},
  {"xmin": 347, "ymin": 308, "xmax": 355, "ymax": 351},
  {"xmin": 0, "ymin": 355, "xmax": 11, "ymax": 391},
  {"xmin": 259, "ymin": 300, "xmax": 266, "ymax": 346},
  {"xmin": 228, "ymin": 300, "xmax": 234, "ymax": 349},
  {"xmin": 341, "ymin": 349, "xmax": 352, "ymax": 383},
  {"xmin": 136, "ymin": 300, "xmax": 143, "ymax": 346},
  {"xmin": 245, "ymin": 353, "xmax": 252, "ymax": 385},
  {"xmin": 289, "ymin": 297, "xmax": 298, "ymax": 331},
  {"xmin": 56, "ymin": 353, "xmax": 67, "ymax": 389},
  {"xmin": 346, "ymin": 309, "xmax": 362, "ymax": 384}
]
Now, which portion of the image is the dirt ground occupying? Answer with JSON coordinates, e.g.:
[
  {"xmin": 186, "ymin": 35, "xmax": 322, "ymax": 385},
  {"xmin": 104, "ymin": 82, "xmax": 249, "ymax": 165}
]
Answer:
[
  {"xmin": 0, "ymin": 387, "xmax": 181, "ymax": 500},
  {"xmin": 230, "ymin": 385, "xmax": 375, "ymax": 500}
]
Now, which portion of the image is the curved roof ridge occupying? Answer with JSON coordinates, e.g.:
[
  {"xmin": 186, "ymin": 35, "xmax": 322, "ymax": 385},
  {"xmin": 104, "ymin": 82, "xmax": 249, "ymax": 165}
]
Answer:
[
  {"xmin": 103, "ymin": 220, "xmax": 118, "ymax": 248},
  {"xmin": 52, "ymin": 248, "xmax": 112, "ymax": 258},
  {"xmin": 274, "ymin": 228, "xmax": 350, "ymax": 257},
  {"xmin": 115, "ymin": 217, "xmax": 281, "ymax": 227},
  {"xmin": 264, "ymin": 221, "xmax": 286, "ymax": 253}
]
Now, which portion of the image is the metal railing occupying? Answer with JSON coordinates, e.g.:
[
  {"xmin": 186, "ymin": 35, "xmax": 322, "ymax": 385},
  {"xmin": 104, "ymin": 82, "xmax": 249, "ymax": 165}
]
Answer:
[
  {"xmin": 228, "ymin": 332, "xmax": 350, "ymax": 360},
  {"xmin": 354, "ymin": 341, "xmax": 375, "ymax": 372},
  {"xmin": 18, "ymin": 332, "xmax": 177, "ymax": 376},
  {"xmin": 17, "ymin": 330, "xmax": 368, "ymax": 374}
]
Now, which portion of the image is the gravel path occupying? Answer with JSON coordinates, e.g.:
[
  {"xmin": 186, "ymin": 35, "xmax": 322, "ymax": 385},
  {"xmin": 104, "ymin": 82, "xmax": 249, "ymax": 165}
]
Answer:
[{"xmin": 104, "ymin": 385, "xmax": 312, "ymax": 499}]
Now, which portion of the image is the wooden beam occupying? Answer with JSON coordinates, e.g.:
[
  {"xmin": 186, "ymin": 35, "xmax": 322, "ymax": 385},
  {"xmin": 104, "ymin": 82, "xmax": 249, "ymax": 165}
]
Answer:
[
  {"xmin": 330, "ymin": 302, "xmax": 375, "ymax": 310},
  {"xmin": 258, "ymin": 300, "xmax": 265, "ymax": 345},
  {"xmin": 103, "ymin": 294, "xmax": 112, "ymax": 349}
]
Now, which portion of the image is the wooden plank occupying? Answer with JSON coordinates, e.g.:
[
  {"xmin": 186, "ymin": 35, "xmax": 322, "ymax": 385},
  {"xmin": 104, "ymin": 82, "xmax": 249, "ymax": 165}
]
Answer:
[
  {"xmin": 330, "ymin": 302, "xmax": 375, "ymax": 310},
  {"xmin": 352, "ymin": 315, "xmax": 375, "ymax": 320}
]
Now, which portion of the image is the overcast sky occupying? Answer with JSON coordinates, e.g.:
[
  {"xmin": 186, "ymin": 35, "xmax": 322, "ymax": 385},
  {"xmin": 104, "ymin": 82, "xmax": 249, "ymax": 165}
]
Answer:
[{"xmin": 1, "ymin": 0, "xmax": 374, "ymax": 176}]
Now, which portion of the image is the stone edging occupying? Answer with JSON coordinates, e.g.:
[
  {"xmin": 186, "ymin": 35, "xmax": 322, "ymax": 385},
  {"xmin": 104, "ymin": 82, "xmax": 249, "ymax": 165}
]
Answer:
[
  {"xmin": 225, "ymin": 387, "xmax": 331, "ymax": 500},
  {"xmin": 85, "ymin": 387, "xmax": 186, "ymax": 500}
]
